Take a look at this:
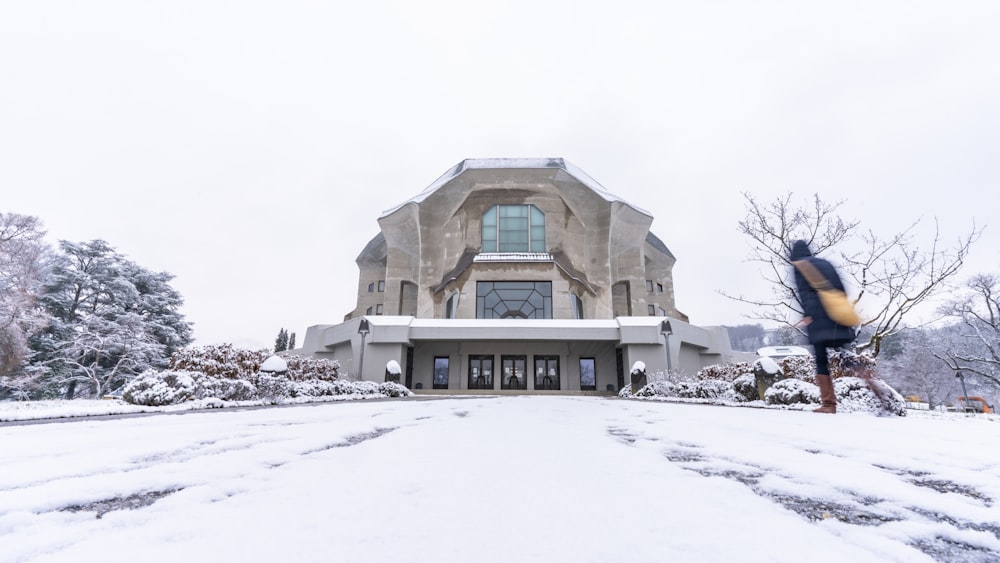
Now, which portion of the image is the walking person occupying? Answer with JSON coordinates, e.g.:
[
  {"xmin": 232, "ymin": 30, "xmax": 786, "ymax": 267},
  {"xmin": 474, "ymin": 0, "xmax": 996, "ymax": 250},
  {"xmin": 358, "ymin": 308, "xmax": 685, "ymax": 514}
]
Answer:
[{"xmin": 789, "ymin": 240, "xmax": 857, "ymax": 414}]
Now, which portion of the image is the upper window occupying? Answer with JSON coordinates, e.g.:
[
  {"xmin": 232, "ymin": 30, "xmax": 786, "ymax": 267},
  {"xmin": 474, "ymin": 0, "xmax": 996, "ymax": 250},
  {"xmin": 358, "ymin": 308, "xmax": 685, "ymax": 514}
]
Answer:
[
  {"xmin": 645, "ymin": 280, "xmax": 654, "ymax": 292},
  {"xmin": 368, "ymin": 282, "xmax": 375, "ymax": 293},
  {"xmin": 378, "ymin": 280, "xmax": 385, "ymax": 292},
  {"xmin": 476, "ymin": 281, "xmax": 552, "ymax": 319},
  {"xmin": 482, "ymin": 204, "xmax": 545, "ymax": 253}
]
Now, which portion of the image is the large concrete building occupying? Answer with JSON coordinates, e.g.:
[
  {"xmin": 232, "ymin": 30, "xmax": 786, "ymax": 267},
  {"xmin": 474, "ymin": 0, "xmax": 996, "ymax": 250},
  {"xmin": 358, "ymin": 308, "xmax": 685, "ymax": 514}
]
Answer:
[{"xmin": 297, "ymin": 158, "xmax": 743, "ymax": 393}]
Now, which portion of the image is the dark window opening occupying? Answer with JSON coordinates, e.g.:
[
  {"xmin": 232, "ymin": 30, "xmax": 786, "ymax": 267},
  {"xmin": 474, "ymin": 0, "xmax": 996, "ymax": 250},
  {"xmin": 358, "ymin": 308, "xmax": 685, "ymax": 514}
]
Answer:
[
  {"xmin": 580, "ymin": 358, "xmax": 596, "ymax": 391},
  {"xmin": 433, "ymin": 357, "xmax": 449, "ymax": 389}
]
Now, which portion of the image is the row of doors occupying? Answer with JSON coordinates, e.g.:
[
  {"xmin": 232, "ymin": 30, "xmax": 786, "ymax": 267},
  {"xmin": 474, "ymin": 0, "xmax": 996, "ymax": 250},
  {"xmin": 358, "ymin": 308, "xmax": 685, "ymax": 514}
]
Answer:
[{"xmin": 432, "ymin": 355, "xmax": 597, "ymax": 391}]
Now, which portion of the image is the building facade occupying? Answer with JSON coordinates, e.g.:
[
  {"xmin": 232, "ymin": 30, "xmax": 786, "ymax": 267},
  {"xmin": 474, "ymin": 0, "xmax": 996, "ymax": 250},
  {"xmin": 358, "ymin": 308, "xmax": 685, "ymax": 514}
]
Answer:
[{"xmin": 297, "ymin": 158, "xmax": 743, "ymax": 392}]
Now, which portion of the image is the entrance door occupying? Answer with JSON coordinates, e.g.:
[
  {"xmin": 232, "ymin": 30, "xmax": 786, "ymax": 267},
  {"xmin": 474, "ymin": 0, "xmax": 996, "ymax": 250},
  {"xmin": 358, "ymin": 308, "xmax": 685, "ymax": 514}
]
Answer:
[
  {"xmin": 469, "ymin": 355, "xmax": 494, "ymax": 390},
  {"xmin": 534, "ymin": 355, "xmax": 560, "ymax": 390},
  {"xmin": 501, "ymin": 355, "xmax": 526, "ymax": 390}
]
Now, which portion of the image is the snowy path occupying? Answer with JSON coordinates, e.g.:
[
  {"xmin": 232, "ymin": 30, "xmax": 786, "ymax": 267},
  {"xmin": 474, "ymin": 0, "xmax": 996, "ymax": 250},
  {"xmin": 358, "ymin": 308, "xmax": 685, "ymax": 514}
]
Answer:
[{"xmin": 2, "ymin": 397, "xmax": 999, "ymax": 562}]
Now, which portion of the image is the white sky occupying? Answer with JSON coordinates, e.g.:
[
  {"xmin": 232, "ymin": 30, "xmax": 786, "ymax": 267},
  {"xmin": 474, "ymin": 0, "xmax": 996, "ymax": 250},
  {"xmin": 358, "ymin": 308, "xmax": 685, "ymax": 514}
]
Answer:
[
  {"xmin": 2, "ymin": 396, "xmax": 1000, "ymax": 562},
  {"xmin": 2, "ymin": 1, "xmax": 998, "ymax": 349}
]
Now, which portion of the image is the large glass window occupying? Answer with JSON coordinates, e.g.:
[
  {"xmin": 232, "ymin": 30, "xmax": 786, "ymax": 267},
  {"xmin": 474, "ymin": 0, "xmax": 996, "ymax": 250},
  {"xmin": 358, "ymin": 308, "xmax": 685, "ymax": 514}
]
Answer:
[
  {"xmin": 433, "ymin": 357, "xmax": 449, "ymax": 389},
  {"xmin": 476, "ymin": 281, "xmax": 552, "ymax": 319},
  {"xmin": 468, "ymin": 355, "xmax": 494, "ymax": 390},
  {"xmin": 580, "ymin": 358, "xmax": 596, "ymax": 391},
  {"xmin": 534, "ymin": 355, "xmax": 560, "ymax": 390},
  {"xmin": 482, "ymin": 204, "xmax": 545, "ymax": 252},
  {"xmin": 501, "ymin": 356, "xmax": 526, "ymax": 390}
]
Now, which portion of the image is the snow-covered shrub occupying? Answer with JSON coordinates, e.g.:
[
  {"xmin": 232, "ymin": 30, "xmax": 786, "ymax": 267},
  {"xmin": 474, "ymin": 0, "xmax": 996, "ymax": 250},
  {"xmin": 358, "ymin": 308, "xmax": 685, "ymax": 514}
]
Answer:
[
  {"xmin": 196, "ymin": 376, "xmax": 257, "ymax": 401},
  {"xmin": 834, "ymin": 376, "xmax": 906, "ymax": 416},
  {"xmin": 618, "ymin": 385, "xmax": 633, "ymax": 398},
  {"xmin": 698, "ymin": 361, "xmax": 753, "ymax": 382},
  {"xmin": 777, "ymin": 355, "xmax": 815, "ymax": 382},
  {"xmin": 674, "ymin": 379, "xmax": 737, "ymax": 401},
  {"xmin": 764, "ymin": 378, "xmax": 819, "ymax": 406},
  {"xmin": 123, "ymin": 370, "xmax": 197, "ymax": 406},
  {"xmin": 254, "ymin": 374, "xmax": 294, "ymax": 404},
  {"xmin": 829, "ymin": 350, "xmax": 877, "ymax": 380},
  {"xmin": 283, "ymin": 355, "xmax": 340, "ymax": 381},
  {"xmin": 732, "ymin": 373, "xmax": 760, "ymax": 402},
  {"xmin": 170, "ymin": 344, "xmax": 269, "ymax": 379},
  {"xmin": 169, "ymin": 344, "xmax": 340, "ymax": 382},
  {"xmin": 378, "ymin": 381, "xmax": 412, "ymax": 397},
  {"xmin": 633, "ymin": 380, "xmax": 677, "ymax": 398}
]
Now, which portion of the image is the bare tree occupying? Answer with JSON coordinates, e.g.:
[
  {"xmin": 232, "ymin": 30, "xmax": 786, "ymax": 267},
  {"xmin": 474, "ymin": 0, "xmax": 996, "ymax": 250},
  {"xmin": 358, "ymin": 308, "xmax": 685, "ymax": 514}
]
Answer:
[
  {"xmin": 727, "ymin": 192, "xmax": 980, "ymax": 358},
  {"xmin": 878, "ymin": 328, "xmax": 957, "ymax": 409},
  {"xmin": 935, "ymin": 273, "xmax": 1000, "ymax": 388}
]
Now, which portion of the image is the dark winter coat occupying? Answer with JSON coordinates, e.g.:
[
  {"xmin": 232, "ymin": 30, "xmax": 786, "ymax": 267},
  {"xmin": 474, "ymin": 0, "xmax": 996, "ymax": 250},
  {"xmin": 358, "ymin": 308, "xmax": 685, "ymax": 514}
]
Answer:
[{"xmin": 789, "ymin": 240, "xmax": 856, "ymax": 346}]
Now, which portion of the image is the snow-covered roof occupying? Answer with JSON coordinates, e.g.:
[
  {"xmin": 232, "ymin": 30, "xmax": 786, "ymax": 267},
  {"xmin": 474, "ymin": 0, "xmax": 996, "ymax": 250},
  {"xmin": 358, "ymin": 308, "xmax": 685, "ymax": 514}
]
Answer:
[{"xmin": 380, "ymin": 158, "xmax": 651, "ymax": 218}]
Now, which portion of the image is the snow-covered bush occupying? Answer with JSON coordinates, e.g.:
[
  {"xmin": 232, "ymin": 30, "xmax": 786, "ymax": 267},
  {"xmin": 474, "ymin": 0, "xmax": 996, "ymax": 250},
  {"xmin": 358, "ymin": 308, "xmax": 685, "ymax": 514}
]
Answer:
[
  {"xmin": 732, "ymin": 373, "xmax": 760, "ymax": 402},
  {"xmin": 378, "ymin": 381, "xmax": 412, "ymax": 397},
  {"xmin": 633, "ymin": 380, "xmax": 676, "ymax": 398},
  {"xmin": 254, "ymin": 374, "xmax": 294, "ymax": 404},
  {"xmin": 283, "ymin": 355, "xmax": 340, "ymax": 381},
  {"xmin": 764, "ymin": 378, "xmax": 819, "ymax": 406},
  {"xmin": 169, "ymin": 344, "xmax": 340, "ymax": 381},
  {"xmin": 123, "ymin": 370, "xmax": 197, "ymax": 406},
  {"xmin": 196, "ymin": 376, "xmax": 257, "ymax": 401},
  {"xmin": 698, "ymin": 361, "xmax": 752, "ymax": 382},
  {"xmin": 674, "ymin": 379, "xmax": 738, "ymax": 401},
  {"xmin": 835, "ymin": 376, "xmax": 907, "ymax": 416}
]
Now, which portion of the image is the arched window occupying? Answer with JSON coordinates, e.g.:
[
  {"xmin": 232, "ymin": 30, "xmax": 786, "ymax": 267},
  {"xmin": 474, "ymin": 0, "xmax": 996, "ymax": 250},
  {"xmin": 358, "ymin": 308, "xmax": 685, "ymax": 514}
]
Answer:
[{"xmin": 482, "ymin": 204, "xmax": 545, "ymax": 252}]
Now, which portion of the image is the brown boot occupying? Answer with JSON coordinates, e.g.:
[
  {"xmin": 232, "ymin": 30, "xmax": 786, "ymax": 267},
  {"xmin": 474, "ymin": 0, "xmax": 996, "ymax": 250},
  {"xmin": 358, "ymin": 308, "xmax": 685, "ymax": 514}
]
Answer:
[{"xmin": 813, "ymin": 374, "xmax": 837, "ymax": 414}]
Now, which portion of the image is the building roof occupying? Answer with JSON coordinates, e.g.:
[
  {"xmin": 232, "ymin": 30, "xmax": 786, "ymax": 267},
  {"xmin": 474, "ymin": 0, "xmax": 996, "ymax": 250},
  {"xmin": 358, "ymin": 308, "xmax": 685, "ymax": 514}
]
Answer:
[{"xmin": 380, "ymin": 158, "xmax": 652, "ymax": 218}]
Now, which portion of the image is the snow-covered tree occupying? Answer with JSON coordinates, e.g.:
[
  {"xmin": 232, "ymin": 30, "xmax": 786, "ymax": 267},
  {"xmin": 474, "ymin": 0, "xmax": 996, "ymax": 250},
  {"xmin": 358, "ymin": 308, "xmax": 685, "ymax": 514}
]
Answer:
[
  {"xmin": 28, "ymin": 240, "xmax": 192, "ymax": 398},
  {"xmin": 877, "ymin": 328, "xmax": 957, "ymax": 409},
  {"xmin": 288, "ymin": 332, "xmax": 296, "ymax": 350},
  {"xmin": 0, "ymin": 213, "xmax": 52, "ymax": 397},
  {"xmin": 274, "ymin": 328, "xmax": 288, "ymax": 352},
  {"xmin": 936, "ymin": 273, "xmax": 1000, "ymax": 390}
]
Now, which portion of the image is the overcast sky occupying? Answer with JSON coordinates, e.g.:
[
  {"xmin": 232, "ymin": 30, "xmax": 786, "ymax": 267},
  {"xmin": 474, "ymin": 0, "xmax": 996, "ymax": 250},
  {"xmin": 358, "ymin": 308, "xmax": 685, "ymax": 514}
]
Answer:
[{"xmin": 2, "ymin": 1, "xmax": 998, "ymax": 350}]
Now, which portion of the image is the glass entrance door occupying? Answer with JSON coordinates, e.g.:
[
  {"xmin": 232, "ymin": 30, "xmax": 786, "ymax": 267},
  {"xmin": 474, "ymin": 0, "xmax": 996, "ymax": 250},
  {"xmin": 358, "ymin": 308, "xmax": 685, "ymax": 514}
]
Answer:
[
  {"xmin": 469, "ymin": 355, "xmax": 494, "ymax": 390},
  {"xmin": 534, "ymin": 355, "xmax": 560, "ymax": 390},
  {"xmin": 501, "ymin": 356, "xmax": 526, "ymax": 390}
]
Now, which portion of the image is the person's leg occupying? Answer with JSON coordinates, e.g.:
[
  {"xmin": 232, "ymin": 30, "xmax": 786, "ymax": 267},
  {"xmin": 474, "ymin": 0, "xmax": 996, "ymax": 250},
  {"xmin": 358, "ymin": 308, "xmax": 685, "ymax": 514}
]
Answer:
[{"xmin": 813, "ymin": 344, "xmax": 837, "ymax": 414}]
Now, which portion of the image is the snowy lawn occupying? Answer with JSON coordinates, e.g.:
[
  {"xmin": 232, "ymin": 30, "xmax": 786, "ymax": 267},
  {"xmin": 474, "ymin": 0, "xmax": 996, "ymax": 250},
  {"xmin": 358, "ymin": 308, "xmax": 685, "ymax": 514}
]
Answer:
[{"xmin": 2, "ymin": 396, "xmax": 1000, "ymax": 562}]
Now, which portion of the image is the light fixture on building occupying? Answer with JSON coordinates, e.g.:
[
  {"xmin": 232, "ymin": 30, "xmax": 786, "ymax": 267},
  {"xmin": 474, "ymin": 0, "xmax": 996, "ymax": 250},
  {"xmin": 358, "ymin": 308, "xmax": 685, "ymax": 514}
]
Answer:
[
  {"xmin": 357, "ymin": 318, "xmax": 370, "ymax": 380},
  {"xmin": 660, "ymin": 319, "xmax": 673, "ymax": 374}
]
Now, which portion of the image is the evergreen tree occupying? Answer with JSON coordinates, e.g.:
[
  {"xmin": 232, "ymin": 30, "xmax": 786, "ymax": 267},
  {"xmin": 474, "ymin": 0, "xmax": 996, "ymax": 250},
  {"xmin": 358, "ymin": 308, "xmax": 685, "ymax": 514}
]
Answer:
[
  {"xmin": 27, "ymin": 240, "xmax": 193, "ymax": 399},
  {"xmin": 274, "ymin": 328, "xmax": 288, "ymax": 352},
  {"xmin": 0, "ymin": 213, "xmax": 52, "ymax": 398},
  {"xmin": 288, "ymin": 332, "xmax": 296, "ymax": 350}
]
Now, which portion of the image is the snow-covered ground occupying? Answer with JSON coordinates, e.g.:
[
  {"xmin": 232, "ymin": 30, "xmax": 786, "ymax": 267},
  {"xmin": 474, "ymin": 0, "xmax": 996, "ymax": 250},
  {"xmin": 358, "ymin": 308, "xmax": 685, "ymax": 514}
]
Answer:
[{"xmin": 2, "ymin": 396, "xmax": 999, "ymax": 562}]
